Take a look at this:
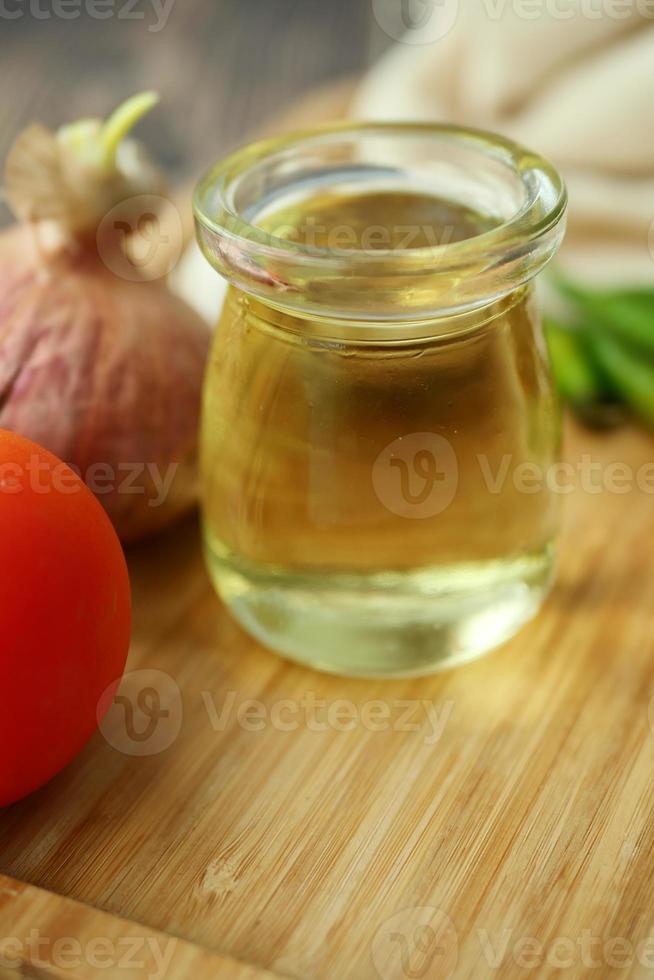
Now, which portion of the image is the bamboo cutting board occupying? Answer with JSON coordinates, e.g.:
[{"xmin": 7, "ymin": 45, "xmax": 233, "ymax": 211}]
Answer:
[
  {"xmin": 2, "ymin": 88, "xmax": 654, "ymax": 979},
  {"xmin": 1, "ymin": 423, "xmax": 653, "ymax": 980},
  {"xmin": 0, "ymin": 875, "xmax": 279, "ymax": 979}
]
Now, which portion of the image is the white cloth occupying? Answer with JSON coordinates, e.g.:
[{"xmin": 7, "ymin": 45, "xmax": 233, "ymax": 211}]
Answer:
[{"xmin": 354, "ymin": 1, "xmax": 654, "ymax": 285}]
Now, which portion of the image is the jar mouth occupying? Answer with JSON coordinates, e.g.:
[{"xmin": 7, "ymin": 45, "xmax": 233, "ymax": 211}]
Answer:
[{"xmin": 194, "ymin": 122, "xmax": 567, "ymax": 321}]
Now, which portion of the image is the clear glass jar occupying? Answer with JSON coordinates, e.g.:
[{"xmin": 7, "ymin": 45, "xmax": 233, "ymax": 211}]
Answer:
[{"xmin": 194, "ymin": 123, "xmax": 567, "ymax": 677}]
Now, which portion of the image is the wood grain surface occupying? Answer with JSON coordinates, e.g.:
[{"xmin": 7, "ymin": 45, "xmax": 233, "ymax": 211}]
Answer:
[
  {"xmin": 0, "ymin": 0, "xmax": 376, "ymax": 229},
  {"xmin": 0, "ymin": 874, "xmax": 284, "ymax": 978},
  {"xmin": 2, "ymin": 13, "xmax": 654, "ymax": 979},
  {"xmin": 1, "ymin": 418, "xmax": 653, "ymax": 980}
]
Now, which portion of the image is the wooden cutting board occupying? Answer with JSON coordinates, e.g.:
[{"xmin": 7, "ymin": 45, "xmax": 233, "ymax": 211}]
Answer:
[
  {"xmin": 1, "ymin": 430, "xmax": 654, "ymax": 980},
  {"xmin": 2, "ymin": 85, "xmax": 654, "ymax": 979}
]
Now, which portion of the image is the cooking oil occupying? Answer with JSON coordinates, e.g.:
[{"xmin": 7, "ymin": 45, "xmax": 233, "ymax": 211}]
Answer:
[{"xmin": 200, "ymin": 189, "xmax": 559, "ymax": 675}]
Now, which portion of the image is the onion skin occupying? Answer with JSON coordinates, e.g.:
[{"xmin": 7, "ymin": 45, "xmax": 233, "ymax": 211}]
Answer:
[{"xmin": 0, "ymin": 226, "xmax": 211, "ymax": 542}]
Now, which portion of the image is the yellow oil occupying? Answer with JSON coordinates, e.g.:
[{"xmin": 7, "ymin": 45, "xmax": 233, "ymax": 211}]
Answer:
[{"xmin": 201, "ymin": 190, "xmax": 559, "ymax": 675}]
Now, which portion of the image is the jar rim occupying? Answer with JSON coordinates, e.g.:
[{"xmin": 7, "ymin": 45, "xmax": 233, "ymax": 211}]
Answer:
[{"xmin": 193, "ymin": 121, "xmax": 567, "ymax": 320}]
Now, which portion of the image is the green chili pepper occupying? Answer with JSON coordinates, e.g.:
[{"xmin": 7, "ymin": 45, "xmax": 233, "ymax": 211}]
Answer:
[
  {"xmin": 545, "ymin": 319, "xmax": 603, "ymax": 405},
  {"xmin": 584, "ymin": 329, "xmax": 654, "ymax": 429},
  {"xmin": 554, "ymin": 277, "xmax": 654, "ymax": 358},
  {"xmin": 545, "ymin": 319, "xmax": 625, "ymax": 427}
]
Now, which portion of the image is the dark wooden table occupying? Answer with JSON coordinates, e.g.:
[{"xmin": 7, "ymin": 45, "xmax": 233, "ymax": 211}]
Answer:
[{"xmin": 0, "ymin": 0, "xmax": 380, "ymax": 224}]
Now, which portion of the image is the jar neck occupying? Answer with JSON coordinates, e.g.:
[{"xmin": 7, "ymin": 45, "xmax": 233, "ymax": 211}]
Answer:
[
  {"xmin": 195, "ymin": 123, "xmax": 567, "ymax": 322},
  {"xmin": 230, "ymin": 282, "xmax": 534, "ymax": 345}
]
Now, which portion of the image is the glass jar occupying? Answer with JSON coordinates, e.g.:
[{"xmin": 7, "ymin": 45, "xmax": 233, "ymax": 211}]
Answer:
[{"xmin": 194, "ymin": 123, "xmax": 566, "ymax": 677}]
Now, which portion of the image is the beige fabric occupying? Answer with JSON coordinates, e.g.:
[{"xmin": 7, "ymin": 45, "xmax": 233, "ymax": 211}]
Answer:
[{"xmin": 354, "ymin": 2, "xmax": 654, "ymax": 284}]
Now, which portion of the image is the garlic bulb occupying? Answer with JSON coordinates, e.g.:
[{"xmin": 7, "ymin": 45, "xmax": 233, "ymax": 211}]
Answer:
[{"xmin": 0, "ymin": 94, "xmax": 211, "ymax": 541}]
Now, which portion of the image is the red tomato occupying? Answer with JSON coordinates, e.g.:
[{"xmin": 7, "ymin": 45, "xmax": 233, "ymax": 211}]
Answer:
[{"xmin": 0, "ymin": 430, "xmax": 131, "ymax": 807}]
